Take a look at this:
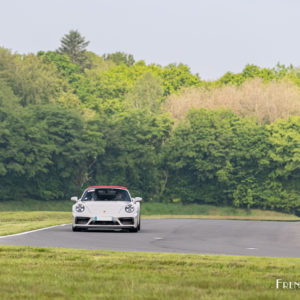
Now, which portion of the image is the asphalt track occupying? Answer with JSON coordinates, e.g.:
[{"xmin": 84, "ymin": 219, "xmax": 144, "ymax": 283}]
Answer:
[{"xmin": 1, "ymin": 219, "xmax": 300, "ymax": 257}]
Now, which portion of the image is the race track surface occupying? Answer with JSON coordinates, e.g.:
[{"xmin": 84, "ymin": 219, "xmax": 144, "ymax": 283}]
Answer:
[{"xmin": 1, "ymin": 219, "xmax": 300, "ymax": 257}]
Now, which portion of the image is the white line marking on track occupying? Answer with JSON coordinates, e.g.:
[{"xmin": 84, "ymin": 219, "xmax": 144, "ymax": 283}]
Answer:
[
  {"xmin": 246, "ymin": 247, "xmax": 258, "ymax": 250},
  {"xmin": 0, "ymin": 223, "xmax": 71, "ymax": 239}
]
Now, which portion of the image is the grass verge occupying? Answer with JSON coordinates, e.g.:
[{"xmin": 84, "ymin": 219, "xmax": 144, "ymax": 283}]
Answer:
[
  {"xmin": 0, "ymin": 200, "xmax": 299, "ymax": 220},
  {"xmin": 0, "ymin": 246, "xmax": 299, "ymax": 299},
  {"xmin": 141, "ymin": 203, "xmax": 300, "ymax": 221},
  {"xmin": 0, "ymin": 199, "xmax": 72, "ymax": 211},
  {"xmin": 0, "ymin": 212, "xmax": 71, "ymax": 236}
]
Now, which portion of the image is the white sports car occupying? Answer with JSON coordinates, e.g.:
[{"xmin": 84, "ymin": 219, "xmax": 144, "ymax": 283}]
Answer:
[{"xmin": 71, "ymin": 186, "xmax": 142, "ymax": 232}]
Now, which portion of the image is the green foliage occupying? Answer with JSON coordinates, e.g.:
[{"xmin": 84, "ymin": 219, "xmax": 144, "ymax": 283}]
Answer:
[
  {"xmin": 0, "ymin": 48, "xmax": 16, "ymax": 76},
  {"xmin": 37, "ymin": 51, "xmax": 80, "ymax": 77},
  {"xmin": 217, "ymin": 63, "xmax": 298, "ymax": 86},
  {"xmin": 0, "ymin": 44, "xmax": 299, "ymax": 213},
  {"xmin": 71, "ymin": 63, "xmax": 155, "ymax": 113},
  {"xmin": 0, "ymin": 103, "xmax": 53, "ymax": 198},
  {"xmin": 159, "ymin": 63, "xmax": 202, "ymax": 96},
  {"xmin": 265, "ymin": 117, "xmax": 300, "ymax": 211},
  {"xmin": 94, "ymin": 110, "xmax": 173, "ymax": 200},
  {"xmin": 103, "ymin": 51, "xmax": 135, "ymax": 66},
  {"xmin": 163, "ymin": 109, "xmax": 300, "ymax": 212},
  {"xmin": 126, "ymin": 72, "xmax": 163, "ymax": 112},
  {"xmin": 70, "ymin": 62, "xmax": 201, "ymax": 113},
  {"xmin": 0, "ymin": 103, "xmax": 105, "ymax": 200},
  {"xmin": 57, "ymin": 29, "xmax": 89, "ymax": 65},
  {"xmin": 24, "ymin": 105, "xmax": 105, "ymax": 199},
  {"xmin": 164, "ymin": 109, "xmax": 242, "ymax": 204},
  {"xmin": 0, "ymin": 80, "xmax": 19, "ymax": 107},
  {"xmin": 0, "ymin": 51, "xmax": 62, "ymax": 106},
  {"xmin": 84, "ymin": 51, "xmax": 114, "ymax": 71},
  {"xmin": 0, "ymin": 48, "xmax": 83, "ymax": 110}
]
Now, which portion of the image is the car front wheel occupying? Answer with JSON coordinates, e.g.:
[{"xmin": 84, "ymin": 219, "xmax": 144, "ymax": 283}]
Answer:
[
  {"xmin": 137, "ymin": 218, "xmax": 141, "ymax": 231},
  {"xmin": 129, "ymin": 226, "xmax": 138, "ymax": 232},
  {"xmin": 72, "ymin": 225, "xmax": 79, "ymax": 232}
]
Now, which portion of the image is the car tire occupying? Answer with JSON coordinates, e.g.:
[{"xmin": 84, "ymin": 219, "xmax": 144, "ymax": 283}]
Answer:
[
  {"xmin": 72, "ymin": 225, "xmax": 79, "ymax": 232},
  {"xmin": 137, "ymin": 219, "xmax": 141, "ymax": 231},
  {"xmin": 130, "ymin": 226, "xmax": 138, "ymax": 232}
]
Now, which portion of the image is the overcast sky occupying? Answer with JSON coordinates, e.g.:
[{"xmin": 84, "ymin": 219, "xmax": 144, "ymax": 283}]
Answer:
[{"xmin": 1, "ymin": 0, "xmax": 299, "ymax": 79}]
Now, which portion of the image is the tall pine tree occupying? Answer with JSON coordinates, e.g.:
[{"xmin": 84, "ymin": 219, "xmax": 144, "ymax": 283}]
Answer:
[{"xmin": 57, "ymin": 30, "xmax": 89, "ymax": 65}]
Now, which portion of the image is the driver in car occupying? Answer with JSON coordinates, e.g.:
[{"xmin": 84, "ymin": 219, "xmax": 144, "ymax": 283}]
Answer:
[
  {"xmin": 115, "ymin": 192, "xmax": 123, "ymax": 200},
  {"xmin": 91, "ymin": 191, "xmax": 98, "ymax": 201}
]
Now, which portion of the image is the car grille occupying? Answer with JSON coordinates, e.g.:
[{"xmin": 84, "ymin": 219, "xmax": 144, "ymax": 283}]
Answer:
[
  {"xmin": 89, "ymin": 220, "xmax": 119, "ymax": 225},
  {"xmin": 119, "ymin": 217, "xmax": 134, "ymax": 225},
  {"xmin": 75, "ymin": 217, "xmax": 90, "ymax": 225}
]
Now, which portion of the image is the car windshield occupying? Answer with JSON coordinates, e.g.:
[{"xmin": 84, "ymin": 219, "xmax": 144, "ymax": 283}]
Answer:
[{"xmin": 82, "ymin": 188, "xmax": 131, "ymax": 202}]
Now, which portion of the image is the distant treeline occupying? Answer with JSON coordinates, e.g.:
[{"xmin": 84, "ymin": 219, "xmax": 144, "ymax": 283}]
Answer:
[{"xmin": 0, "ymin": 31, "xmax": 299, "ymax": 212}]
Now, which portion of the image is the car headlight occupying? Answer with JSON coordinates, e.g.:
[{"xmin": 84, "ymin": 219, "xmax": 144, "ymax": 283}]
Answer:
[
  {"xmin": 75, "ymin": 203, "xmax": 85, "ymax": 213},
  {"xmin": 125, "ymin": 204, "xmax": 134, "ymax": 213}
]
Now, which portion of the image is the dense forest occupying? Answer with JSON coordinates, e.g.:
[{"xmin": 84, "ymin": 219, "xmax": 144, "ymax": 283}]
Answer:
[{"xmin": 0, "ymin": 30, "xmax": 299, "ymax": 213}]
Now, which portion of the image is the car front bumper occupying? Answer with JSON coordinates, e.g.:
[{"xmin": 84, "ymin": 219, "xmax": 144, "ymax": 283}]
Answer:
[{"xmin": 72, "ymin": 214, "xmax": 138, "ymax": 229}]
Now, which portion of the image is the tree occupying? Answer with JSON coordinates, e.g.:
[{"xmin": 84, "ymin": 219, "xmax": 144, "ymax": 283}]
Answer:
[
  {"xmin": 57, "ymin": 30, "xmax": 90, "ymax": 65},
  {"xmin": 216, "ymin": 63, "xmax": 298, "ymax": 86},
  {"xmin": 0, "ymin": 103, "xmax": 55, "ymax": 199},
  {"xmin": 71, "ymin": 63, "xmax": 152, "ymax": 113},
  {"xmin": 38, "ymin": 51, "xmax": 80, "ymax": 77},
  {"xmin": 22, "ymin": 104, "xmax": 104, "ymax": 199},
  {"xmin": 103, "ymin": 52, "xmax": 135, "ymax": 66},
  {"xmin": 94, "ymin": 110, "xmax": 173, "ymax": 200},
  {"xmin": 160, "ymin": 63, "xmax": 201, "ymax": 96},
  {"xmin": 0, "ymin": 79, "xmax": 19, "ymax": 107},
  {"xmin": 0, "ymin": 52, "xmax": 64, "ymax": 106},
  {"xmin": 126, "ymin": 72, "xmax": 163, "ymax": 112},
  {"xmin": 163, "ymin": 108, "xmax": 271, "ymax": 207},
  {"xmin": 83, "ymin": 51, "xmax": 114, "ymax": 71},
  {"xmin": 265, "ymin": 117, "xmax": 300, "ymax": 212}
]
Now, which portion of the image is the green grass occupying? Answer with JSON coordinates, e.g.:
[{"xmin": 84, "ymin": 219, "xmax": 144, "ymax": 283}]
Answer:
[
  {"xmin": 141, "ymin": 203, "xmax": 300, "ymax": 221},
  {"xmin": 0, "ymin": 200, "xmax": 299, "ymax": 220},
  {"xmin": 0, "ymin": 212, "xmax": 71, "ymax": 236},
  {"xmin": 0, "ymin": 199, "xmax": 72, "ymax": 211},
  {"xmin": 0, "ymin": 246, "xmax": 299, "ymax": 299}
]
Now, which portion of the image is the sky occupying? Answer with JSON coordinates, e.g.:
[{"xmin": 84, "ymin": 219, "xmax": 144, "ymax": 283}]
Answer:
[{"xmin": 1, "ymin": 0, "xmax": 299, "ymax": 79}]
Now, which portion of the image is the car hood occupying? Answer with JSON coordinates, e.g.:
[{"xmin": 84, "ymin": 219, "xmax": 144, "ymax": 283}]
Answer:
[{"xmin": 82, "ymin": 201, "xmax": 131, "ymax": 215}]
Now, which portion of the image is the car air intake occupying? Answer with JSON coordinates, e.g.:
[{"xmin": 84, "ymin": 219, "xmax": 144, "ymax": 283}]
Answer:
[
  {"xmin": 75, "ymin": 217, "xmax": 90, "ymax": 225},
  {"xmin": 119, "ymin": 218, "xmax": 134, "ymax": 225}
]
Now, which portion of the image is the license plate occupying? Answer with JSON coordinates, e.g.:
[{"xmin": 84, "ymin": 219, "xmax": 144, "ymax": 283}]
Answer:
[{"xmin": 94, "ymin": 216, "xmax": 113, "ymax": 221}]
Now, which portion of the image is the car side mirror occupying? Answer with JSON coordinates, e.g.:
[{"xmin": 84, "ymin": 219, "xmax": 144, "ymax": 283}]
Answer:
[
  {"xmin": 71, "ymin": 196, "xmax": 78, "ymax": 202},
  {"xmin": 133, "ymin": 197, "xmax": 142, "ymax": 203}
]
